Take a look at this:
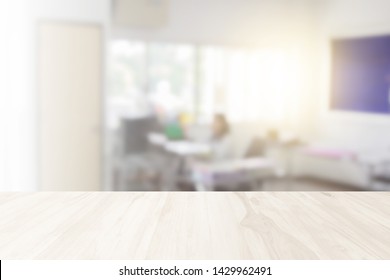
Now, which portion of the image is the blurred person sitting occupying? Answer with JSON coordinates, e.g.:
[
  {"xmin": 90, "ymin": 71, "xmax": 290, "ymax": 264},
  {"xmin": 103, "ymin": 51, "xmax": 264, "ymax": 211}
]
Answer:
[{"xmin": 209, "ymin": 113, "xmax": 235, "ymax": 162}]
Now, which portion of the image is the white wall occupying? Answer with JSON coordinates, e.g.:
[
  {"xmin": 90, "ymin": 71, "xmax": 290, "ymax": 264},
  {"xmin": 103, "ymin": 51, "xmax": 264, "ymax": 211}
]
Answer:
[
  {"xmin": 0, "ymin": 1, "xmax": 8, "ymax": 189},
  {"xmin": 32, "ymin": 0, "xmax": 110, "ymax": 23},
  {"xmin": 311, "ymin": 0, "xmax": 390, "ymax": 154},
  {"xmin": 113, "ymin": 0, "xmax": 314, "ymax": 48},
  {"xmin": 321, "ymin": 0, "xmax": 390, "ymax": 33},
  {"xmin": 0, "ymin": 0, "xmax": 110, "ymax": 191},
  {"xmin": 0, "ymin": 0, "xmax": 33, "ymax": 191}
]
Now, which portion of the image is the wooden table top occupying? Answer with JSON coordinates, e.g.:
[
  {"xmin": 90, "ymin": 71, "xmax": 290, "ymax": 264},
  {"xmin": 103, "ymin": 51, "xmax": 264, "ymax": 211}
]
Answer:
[{"xmin": 0, "ymin": 192, "xmax": 389, "ymax": 260}]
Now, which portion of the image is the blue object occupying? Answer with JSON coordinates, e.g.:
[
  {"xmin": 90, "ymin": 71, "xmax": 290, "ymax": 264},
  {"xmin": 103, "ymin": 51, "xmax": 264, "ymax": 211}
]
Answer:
[{"xmin": 331, "ymin": 35, "xmax": 390, "ymax": 114}]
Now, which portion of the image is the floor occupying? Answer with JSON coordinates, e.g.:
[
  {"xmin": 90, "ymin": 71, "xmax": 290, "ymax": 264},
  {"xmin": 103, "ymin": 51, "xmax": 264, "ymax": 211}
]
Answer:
[{"xmin": 0, "ymin": 192, "xmax": 389, "ymax": 259}]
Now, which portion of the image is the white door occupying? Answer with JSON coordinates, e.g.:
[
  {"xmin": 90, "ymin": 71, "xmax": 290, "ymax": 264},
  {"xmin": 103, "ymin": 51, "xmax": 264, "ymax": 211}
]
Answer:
[{"xmin": 38, "ymin": 22, "xmax": 102, "ymax": 191}]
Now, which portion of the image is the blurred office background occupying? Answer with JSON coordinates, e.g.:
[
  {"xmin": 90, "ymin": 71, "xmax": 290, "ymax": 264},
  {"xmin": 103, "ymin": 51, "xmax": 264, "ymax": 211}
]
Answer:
[{"xmin": 1, "ymin": 0, "xmax": 390, "ymax": 192}]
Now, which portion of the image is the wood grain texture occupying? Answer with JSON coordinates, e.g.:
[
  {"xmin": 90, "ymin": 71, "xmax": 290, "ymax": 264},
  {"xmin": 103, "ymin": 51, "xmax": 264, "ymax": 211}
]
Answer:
[{"xmin": 0, "ymin": 192, "xmax": 389, "ymax": 260}]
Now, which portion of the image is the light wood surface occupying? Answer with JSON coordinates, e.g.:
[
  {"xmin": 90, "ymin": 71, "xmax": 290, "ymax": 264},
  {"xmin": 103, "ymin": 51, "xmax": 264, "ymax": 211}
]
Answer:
[{"xmin": 0, "ymin": 192, "xmax": 389, "ymax": 259}]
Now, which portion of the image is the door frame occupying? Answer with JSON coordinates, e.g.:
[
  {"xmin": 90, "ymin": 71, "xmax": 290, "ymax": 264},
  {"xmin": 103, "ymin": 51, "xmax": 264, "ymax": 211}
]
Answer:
[{"xmin": 36, "ymin": 20, "xmax": 105, "ymax": 191}]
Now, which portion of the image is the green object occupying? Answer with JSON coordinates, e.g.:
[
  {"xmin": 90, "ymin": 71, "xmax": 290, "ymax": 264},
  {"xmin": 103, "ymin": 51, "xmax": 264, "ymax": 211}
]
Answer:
[{"xmin": 165, "ymin": 122, "xmax": 184, "ymax": 140}]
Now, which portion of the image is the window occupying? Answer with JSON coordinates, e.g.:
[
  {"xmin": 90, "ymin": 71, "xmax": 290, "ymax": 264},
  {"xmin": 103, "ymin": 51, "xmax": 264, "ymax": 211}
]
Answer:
[
  {"xmin": 108, "ymin": 41, "xmax": 148, "ymax": 127},
  {"xmin": 108, "ymin": 40, "xmax": 292, "ymax": 126},
  {"xmin": 109, "ymin": 40, "xmax": 146, "ymax": 98},
  {"xmin": 199, "ymin": 47, "xmax": 288, "ymax": 124},
  {"xmin": 148, "ymin": 43, "xmax": 196, "ymax": 114},
  {"xmin": 198, "ymin": 47, "xmax": 226, "ymax": 123}
]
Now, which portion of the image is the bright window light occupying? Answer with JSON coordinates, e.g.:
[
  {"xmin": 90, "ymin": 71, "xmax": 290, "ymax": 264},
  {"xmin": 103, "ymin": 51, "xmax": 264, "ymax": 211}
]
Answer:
[{"xmin": 108, "ymin": 40, "xmax": 307, "ymax": 128}]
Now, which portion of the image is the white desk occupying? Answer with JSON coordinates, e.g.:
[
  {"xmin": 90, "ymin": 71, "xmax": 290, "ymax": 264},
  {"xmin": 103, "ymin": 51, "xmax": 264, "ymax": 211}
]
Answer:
[
  {"xmin": 147, "ymin": 132, "xmax": 168, "ymax": 147},
  {"xmin": 192, "ymin": 158, "xmax": 275, "ymax": 191},
  {"xmin": 148, "ymin": 133, "xmax": 211, "ymax": 156},
  {"xmin": 148, "ymin": 134, "xmax": 276, "ymax": 190},
  {"xmin": 164, "ymin": 141, "xmax": 211, "ymax": 156}
]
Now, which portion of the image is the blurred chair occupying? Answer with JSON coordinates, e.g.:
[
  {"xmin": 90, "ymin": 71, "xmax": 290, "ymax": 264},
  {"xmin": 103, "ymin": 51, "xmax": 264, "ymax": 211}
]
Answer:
[
  {"xmin": 122, "ymin": 116, "xmax": 159, "ymax": 155},
  {"xmin": 245, "ymin": 137, "xmax": 266, "ymax": 158},
  {"xmin": 113, "ymin": 116, "xmax": 165, "ymax": 191}
]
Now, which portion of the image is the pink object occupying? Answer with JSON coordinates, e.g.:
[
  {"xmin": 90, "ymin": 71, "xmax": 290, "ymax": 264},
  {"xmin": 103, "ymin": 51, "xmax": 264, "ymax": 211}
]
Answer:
[{"xmin": 304, "ymin": 147, "xmax": 357, "ymax": 160}]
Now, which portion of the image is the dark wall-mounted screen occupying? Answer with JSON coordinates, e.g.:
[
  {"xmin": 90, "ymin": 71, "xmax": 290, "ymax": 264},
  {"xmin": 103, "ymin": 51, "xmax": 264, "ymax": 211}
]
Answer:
[{"xmin": 331, "ymin": 35, "xmax": 390, "ymax": 114}]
